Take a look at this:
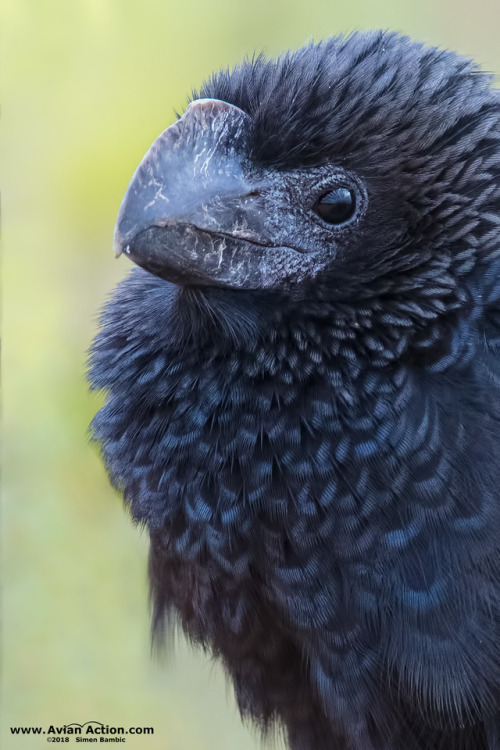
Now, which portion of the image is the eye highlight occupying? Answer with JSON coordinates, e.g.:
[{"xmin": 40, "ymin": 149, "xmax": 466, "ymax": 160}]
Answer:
[{"xmin": 314, "ymin": 187, "xmax": 356, "ymax": 225}]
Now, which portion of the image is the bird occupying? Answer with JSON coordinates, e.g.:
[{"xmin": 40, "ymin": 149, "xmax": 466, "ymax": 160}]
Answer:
[{"xmin": 88, "ymin": 30, "xmax": 500, "ymax": 750}]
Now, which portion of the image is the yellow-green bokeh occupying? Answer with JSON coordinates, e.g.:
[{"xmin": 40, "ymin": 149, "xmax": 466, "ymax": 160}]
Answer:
[{"xmin": 4, "ymin": 2, "xmax": 500, "ymax": 748}]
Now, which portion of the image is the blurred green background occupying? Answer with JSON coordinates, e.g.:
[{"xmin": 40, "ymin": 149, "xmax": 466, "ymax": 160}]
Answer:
[{"xmin": 3, "ymin": 1, "xmax": 500, "ymax": 748}]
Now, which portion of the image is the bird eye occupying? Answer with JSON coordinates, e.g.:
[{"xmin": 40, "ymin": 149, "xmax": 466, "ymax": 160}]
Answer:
[{"xmin": 314, "ymin": 188, "xmax": 356, "ymax": 225}]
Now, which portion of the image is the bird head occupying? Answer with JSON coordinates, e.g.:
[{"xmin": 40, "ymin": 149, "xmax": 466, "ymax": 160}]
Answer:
[
  {"xmin": 113, "ymin": 93, "xmax": 370, "ymax": 292},
  {"xmin": 113, "ymin": 32, "xmax": 500, "ymax": 336}
]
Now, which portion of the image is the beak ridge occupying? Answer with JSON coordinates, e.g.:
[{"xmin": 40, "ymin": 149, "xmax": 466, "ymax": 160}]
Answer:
[{"xmin": 112, "ymin": 98, "xmax": 253, "ymax": 259}]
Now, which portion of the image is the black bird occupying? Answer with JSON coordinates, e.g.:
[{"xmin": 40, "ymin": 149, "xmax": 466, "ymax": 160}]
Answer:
[{"xmin": 89, "ymin": 31, "xmax": 500, "ymax": 749}]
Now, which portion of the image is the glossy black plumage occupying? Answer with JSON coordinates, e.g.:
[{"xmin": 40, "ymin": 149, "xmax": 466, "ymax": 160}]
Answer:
[{"xmin": 89, "ymin": 31, "xmax": 500, "ymax": 749}]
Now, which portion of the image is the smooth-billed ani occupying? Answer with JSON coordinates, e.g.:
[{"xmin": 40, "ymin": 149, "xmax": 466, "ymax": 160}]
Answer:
[{"xmin": 89, "ymin": 31, "xmax": 500, "ymax": 750}]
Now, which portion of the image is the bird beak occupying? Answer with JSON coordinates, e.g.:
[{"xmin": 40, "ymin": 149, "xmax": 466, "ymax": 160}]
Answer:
[{"xmin": 112, "ymin": 98, "xmax": 277, "ymax": 287}]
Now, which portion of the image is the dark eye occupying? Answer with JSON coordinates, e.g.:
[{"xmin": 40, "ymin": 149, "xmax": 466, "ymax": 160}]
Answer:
[{"xmin": 314, "ymin": 187, "xmax": 355, "ymax": 225}]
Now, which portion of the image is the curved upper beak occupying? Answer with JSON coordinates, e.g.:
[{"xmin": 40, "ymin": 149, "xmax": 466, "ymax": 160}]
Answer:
[
  {"xmin": 113, "ymin": 99, "xmax": 272, "ymax": 280},
  {"xmin": 111, "ymin": 98, "xmax": 320, "ymax": 290}
]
